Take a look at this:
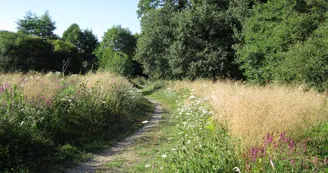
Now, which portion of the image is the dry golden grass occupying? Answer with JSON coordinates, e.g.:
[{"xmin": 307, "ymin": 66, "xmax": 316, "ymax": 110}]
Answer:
[
  {"xmin": 169, "ymin": 80, "xmax": 328, "ymax": 148},
  {"xmin": 0, "ymin": 72, "xmax": 129, "ymax": 101}
]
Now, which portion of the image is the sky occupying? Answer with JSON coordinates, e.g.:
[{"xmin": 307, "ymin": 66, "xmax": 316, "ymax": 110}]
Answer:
[{"xmin": 0, "ymin": 0, "xmax": 141, "ymax": 40}]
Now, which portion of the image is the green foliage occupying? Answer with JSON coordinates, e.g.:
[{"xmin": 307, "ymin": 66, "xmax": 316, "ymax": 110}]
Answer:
[
  {"xmin": 136, "ymin": 0, "xmax": 244, "ymax": 80},
  {"xmin": 62, "ymin": 23, "xmax": 82, "ymax": 47},
  {"xmin": 0, "ymin": 31, "xmax": 53, "ymax": 72},
  {"xmin": 159, "ymin": 90, "xmax": 238, "ymax": 172},
  {"xmin": 277, "ymin": 20, "xmax": 328, "ymax": 91},
  {"xmin": 49, "ymin": 39, "xmax": 82, "ymax": 74},
  {"xmin": 99, "ymin": 25, "xmax": 142, "ymax": 76},
  {"xmin": 135, "ymin": 6, "xmax": 175, "ymax": 79},
  {"xmin": 236, "ymin": 0, "xmax": 328, "ymax": 85},
  {"xmin": 0, "ymin": 78, "xmax": 149, "ymax": 172},
  {"xmin": 63, "ymin": 24, "xmax": 99, "ymax": 72},
  {"xmin": 16, "ymin": 11, "xmax": 57, "ymax": 39},
  {"xmin": 96, "ymin": 48, "xmax": 133, "ymax": 77}
]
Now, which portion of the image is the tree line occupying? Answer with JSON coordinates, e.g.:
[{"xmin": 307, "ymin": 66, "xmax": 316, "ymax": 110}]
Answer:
[
  {"xmin": 0, "ymin": 11, "xmax": 141, "ymax": 76},
  {"xmin": 1, "ymin": 0, "xmax": 328, "ymax": 90},
  {"xmin": 136, "ymin": 0, "xmax": 328, "ymax": 90}
]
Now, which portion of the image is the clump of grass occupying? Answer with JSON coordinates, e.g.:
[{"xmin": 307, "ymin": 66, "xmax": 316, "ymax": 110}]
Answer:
[{"xmin": 169, "ymin": 80, "xmax": 328, "ymax": 148}]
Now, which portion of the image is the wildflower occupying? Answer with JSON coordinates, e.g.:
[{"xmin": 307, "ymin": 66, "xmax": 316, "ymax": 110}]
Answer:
[
  {"xmin": 280, "ymin": 132, "xmax": 286, "ymax": 141},
  {"xmin": 233, "ymin": 167, "xmax": 241, "ymax": 173},
  {"xmin": 189, "ymin": 95, "xmax": 196, "ymax": 100},
  {"xmin": 162, "ymin": 154, "xmax": 167, "ymax": 158},
  {"xmin": 145, "ymin": 164, "xmax": 150, "ymax": 168},
  {"xmin": 142, "ymin": 121, "xmax": 149, "ymax": 124},
  {"xmin": 171, "ymin": 148, "xmax": 177, "ymax": 151},
  {"xmin": 291, "ymin": 159, "xmax": 295, "ymax": 167}
]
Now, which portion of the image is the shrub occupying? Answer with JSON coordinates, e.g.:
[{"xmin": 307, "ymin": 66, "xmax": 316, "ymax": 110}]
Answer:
[
  {"xmin": 49, "ymin": 40, "xmax": 82, "ymax": 74},
  {"xmin": 96, "ymin": 47, "xmax": 133, "ymax": 77},
  {"xmin": 0, "ymin": 31, "xmax": 53, "ymax": 72}
]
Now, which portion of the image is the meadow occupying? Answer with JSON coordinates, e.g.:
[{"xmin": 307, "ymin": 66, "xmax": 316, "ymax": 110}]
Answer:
[
  {"xmin": 164, "ymin": 80, "xmax": 328, "ymax": 172},
  {"xmin": 0, "ymin": 72, "xmax": 153, "ymax": 172}
]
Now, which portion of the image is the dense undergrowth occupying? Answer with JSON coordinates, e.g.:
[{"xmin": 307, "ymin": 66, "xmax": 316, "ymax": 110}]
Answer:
[{"xmin": 0, "ymin": 72, "xmax": 152, "ymax": 172}]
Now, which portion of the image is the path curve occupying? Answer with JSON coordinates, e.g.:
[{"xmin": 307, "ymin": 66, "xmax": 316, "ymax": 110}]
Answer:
[{"xmin": 65, "ymin": 99, "xmax": 162, "ymax": 173}]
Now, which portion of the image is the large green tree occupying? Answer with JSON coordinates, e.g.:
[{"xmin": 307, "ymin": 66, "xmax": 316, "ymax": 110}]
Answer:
[
  {"xmin": 136, "ymin": 0, "xmax": 247, "ymax": 79},
  {"xmin": 62, "ymin": 24, "xmax": 99, "ymax": 71},
  {"xmin": 135, "ymin": 4, "xmax": 176, "ymax": 79},
  {"xmin": 62, "ymin": 23, "xmax": 82, "ymax": 47},
  {"xmin": 16, "ymin": 11, "xmax": 57, "ymax": 39},
  {"xmin": 236, "ymin": 0, "xmax": 327, "ymax": 84},
  {"xmin": 98, "ymin": 25, "xmax": 142, "ymax": 76}
]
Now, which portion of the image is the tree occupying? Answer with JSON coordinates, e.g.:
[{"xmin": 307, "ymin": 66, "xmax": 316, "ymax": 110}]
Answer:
[
  {"xmin": 62, "ymin": 23, "xmax": 82, "ymax": 47},
  {"xmin": 98, "ymin": 25, "xmax": 142, "ymax": 76},
  {"xmin": 49, "ymin": 40, "xmax": 82, "ymax": 74},
  {"xmin": 62, "ymin": 24, "xmax": 99, "ymax": 71},
  {"xmin": 17, "ymin": 11, "xmax": 57, "ymax": 39},
  {"xmin": 135, "ymin": 5, "xmax": 176, "ymax": 78},
  {"xmin": 135, "ymin": 0, "xmax": 245, "ymax": 79},
  {"xmin": 236, "ymin": 0, "xmax": 326, "ymax": 84},
  {"xmin": 100, "ymin": 25, "xmax": 136, "ymax": 58}
]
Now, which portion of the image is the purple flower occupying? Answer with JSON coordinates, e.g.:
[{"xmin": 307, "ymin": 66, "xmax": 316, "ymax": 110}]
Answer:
[
  {"xmin": 251, "ymin": 147, "xmax": 259, "ymax": 162},
  {"xmin": 280, "ymin": 132, "xmax": 286, "ymax": 141},
  {"xmin": 291, "ymin": 159, "xmax": 295, "ymax": 167}
]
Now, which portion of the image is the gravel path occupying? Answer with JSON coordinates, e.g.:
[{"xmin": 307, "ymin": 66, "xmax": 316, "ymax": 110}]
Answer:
[{"xmin": 65, "ymin": 99, "xmax": 162, "ymax": 173}]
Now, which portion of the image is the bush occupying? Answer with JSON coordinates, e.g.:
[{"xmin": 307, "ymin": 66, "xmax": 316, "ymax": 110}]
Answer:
[
  {"xmin": 0, "ymin": 31, "xmax": 53, "ymax": 72},
  {"xmin": 49, "ymin": 40, "xmax": 82, "ymax": 74},
  {"xmin": 96, "ymin": 47, "xmax": 133, "ymax": 77}
]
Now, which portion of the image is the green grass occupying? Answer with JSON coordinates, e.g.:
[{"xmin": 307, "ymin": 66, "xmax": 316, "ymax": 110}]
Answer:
[{"xmin": 105, "ymin": 157, "xmax": 126, "ymax": 168}]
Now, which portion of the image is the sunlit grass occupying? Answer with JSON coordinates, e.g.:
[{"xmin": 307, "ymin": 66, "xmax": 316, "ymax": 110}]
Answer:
[{"xmin": 169, "ymin": 80, "xmax": 328, "ymax": 148}]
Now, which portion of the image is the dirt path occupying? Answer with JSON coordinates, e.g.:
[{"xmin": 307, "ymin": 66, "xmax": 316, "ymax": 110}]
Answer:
[{"xmin": 65, "ymin": 99, "xmax": 162, "ymax": 173}]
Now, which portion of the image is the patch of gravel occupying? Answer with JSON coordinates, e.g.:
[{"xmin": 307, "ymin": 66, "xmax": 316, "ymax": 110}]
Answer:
[{"xmin": 65, "ymin": 99, "xmax": 162, "ymax": 173}]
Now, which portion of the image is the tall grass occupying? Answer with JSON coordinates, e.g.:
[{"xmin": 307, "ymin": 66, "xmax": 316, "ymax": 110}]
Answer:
[
  {"xmin": 0, "ymin": 72, "xmax": 150, "ymax": 172},
  {"xmin": 169, "ymin": 80, "xmax": 328, "ymax": 148}
]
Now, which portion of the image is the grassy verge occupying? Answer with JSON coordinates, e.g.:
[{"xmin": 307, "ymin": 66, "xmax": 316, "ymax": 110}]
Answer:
[
  {"xmin": 0, "ymin": 72, "xmax": 154, "ymax": 172},
  {"xmin": 105, "ymin": 80, "xmax": 328, "ymax": 172}
]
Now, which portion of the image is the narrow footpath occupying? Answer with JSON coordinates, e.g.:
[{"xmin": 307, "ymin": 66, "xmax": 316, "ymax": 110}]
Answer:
[{"xmin": 65, "ymin": 99, "xmax": 163, "ymax": 173}]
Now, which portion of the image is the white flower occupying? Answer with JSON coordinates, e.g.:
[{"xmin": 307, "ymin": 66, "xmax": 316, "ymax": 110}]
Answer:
[
  {"xmin": 171, "ymin": 148, "xmax": 177, "ymax": 151},
  {"xmin": 189, "ymin": 95, "xmax": 196, "ymax": 100},
  {"xmin": 162, "ymin": 154, "xmax": 167, "ymax": 158},
  {"xmin": 145, "ymin": 164, "xmax": 150, "ymax": 168},
  {"xmin": 142, "ymin": 120, "xmax": 149, "ymax": 124}
]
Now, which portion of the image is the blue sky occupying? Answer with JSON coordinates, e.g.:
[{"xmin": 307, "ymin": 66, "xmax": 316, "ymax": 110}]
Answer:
[{"xmin": 0, "ymin": 0, "xmax": 140, "ymax": 40}]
